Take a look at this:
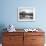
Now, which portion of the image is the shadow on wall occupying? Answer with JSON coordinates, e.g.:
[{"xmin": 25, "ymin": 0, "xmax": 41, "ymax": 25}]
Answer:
[{"xmin": 0, "ymin": 24, "xmax": 7, "ymax": 43}]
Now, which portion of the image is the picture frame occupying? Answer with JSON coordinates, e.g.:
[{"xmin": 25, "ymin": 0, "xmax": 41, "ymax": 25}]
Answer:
[{"xmin": 18, "ymin": 7, "xmax": 35, "ymax": 21}]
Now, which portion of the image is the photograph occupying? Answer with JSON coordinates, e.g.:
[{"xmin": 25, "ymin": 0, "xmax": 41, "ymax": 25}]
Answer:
[{"xmin": 18, "ymin": 7, "xmax": 35, "ymax": 21}]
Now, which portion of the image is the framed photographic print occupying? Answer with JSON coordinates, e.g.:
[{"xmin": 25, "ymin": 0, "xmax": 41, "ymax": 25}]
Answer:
[{"xmin": 18, "ymin": 7, "xmax": 35, "ymax": 21}]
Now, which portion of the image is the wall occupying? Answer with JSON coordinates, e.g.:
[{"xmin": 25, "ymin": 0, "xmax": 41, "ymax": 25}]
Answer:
[{"xmin": 0, "ymin": 0, "xmax": 46, "ymax": 30}]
